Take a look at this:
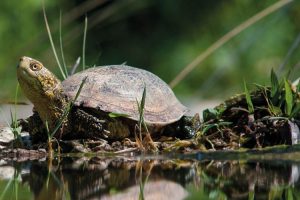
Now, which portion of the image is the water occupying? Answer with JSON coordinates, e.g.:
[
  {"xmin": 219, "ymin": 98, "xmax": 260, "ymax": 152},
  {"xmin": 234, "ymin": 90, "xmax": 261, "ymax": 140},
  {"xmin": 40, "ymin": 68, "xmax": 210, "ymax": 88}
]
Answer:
[{"xmin": 1, "ymin": 152, "xmax": 300, "ymax": 200}]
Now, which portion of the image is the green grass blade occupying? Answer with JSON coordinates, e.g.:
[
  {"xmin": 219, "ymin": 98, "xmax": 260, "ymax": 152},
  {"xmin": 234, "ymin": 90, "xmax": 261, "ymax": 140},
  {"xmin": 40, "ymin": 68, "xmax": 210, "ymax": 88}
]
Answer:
[
  {"xmin": 202, "ymin": 124, "xmax": 217, "ymax": 135},
  {"xmin": 136, "ymin": 99, "xmax": 142, "ymax": 126},
  {"xmin": 139, "ymin": 182, "xmax": 145, "ymax": 200},
  {"xmin": 9, "ymin": 84, "xmax": 22, "ymax": 140},
  {"xmin": 140, "ymin": 86, "xmax": 147, "ymax": 131},
  {"xmin": 297, "ymin": 81, "xmax": 300, "ymax": 93},
  {"xmin": 50, "ymin": 77, "xmax": 87, "ymax": 138},
  {"xmin": 218, "ymin": 122, "xmax": 233, "ymax": 126},
  {"xmin": 45, "ymin": 120, "xmax": 50, "ymax": 140},
  {"xmin": 140, "ymin": 86, "xmax": 146, "ymax": 115},
  {"xmin": 286, "ymin": 187, "xmax": 294, "ymax": 200},
  {"xmin": 59, "ymin": 11, "xmax": 68, "ymax": 77},
  {"xmin": 13, "ymin": 172, "xmax": 19, "ymax": 200},
  {"xmin": 50, "ymin": 108, "xmax": 68, "ymax": 138},
  {"xmin": 291, "ymin": 102, "xmax": 300, "ymax": 117},
  {"xmin": 136, "ymin": 86, "xmax": 148, "ymax": 133},
  {"xmin": 270, "ymin": 68, "xmax": 279, "ymax": 97},
  {"xmin": 108, "ymin": 112, "xmax": 130, "ymax": 118},
  {"xmin": 14, "ymin": 84, "xmax": 19, "ymax": 105},
  {"xmin": 71, "ymin": 57, "xmax": 81, "ymax": 75},
  {"xmin": 82, "ymin": 15, "xmax": 88, "ymax": 70},
  {"xmin": 244, "ymin": 80, "xmax": 254, "ymax": 113},
  {"xmin": 10, "ymin": 109, "xmax": 13, "ymax": 127},
  {"xmin": 74, "ymin": 76, "xmax": 87, "ymax": 100},
  {"xmin": 203, "ymin": 108, "xmax": 219, "ymax": 121},
  {"xmin": 0, "ymin": 177, "xmax": 13, "ymax": 200},
  {"xmin": 13, "ymin": 84, "xmax": 19, "ymax": 127},
  {"xmin": 284, "ymin": 79, "xmax": 293, "ymax": 116},
  {"xmin": 285, "ymin": 68, "xmax": 292, "ymax": 79},
  {"xmin": 42, "ymin": 1, "xmax": 66, "ymax": 79}
]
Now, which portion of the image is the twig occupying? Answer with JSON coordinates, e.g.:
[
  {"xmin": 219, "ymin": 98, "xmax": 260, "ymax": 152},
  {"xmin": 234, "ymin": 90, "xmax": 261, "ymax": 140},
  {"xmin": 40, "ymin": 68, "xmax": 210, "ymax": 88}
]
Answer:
[
  {"xmin": 114, "ymin": 147, "xmax": 138, "ymax": 154},
  {"xmin": 169, "ymin": 0, "xmax": 293, "ymax": 88}
]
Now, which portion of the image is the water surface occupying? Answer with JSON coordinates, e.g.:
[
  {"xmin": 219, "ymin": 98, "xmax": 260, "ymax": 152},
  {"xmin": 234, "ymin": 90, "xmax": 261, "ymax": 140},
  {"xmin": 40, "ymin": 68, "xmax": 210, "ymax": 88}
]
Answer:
[{"xmin": 1, "ymin": 150, "xmax": 300, "ymax": 200}]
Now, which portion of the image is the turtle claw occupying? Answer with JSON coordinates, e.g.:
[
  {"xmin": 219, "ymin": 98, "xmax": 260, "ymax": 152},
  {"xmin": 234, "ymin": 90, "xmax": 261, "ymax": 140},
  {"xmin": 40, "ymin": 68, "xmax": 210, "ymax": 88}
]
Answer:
[{"xmin": 102, "ymin": 130, "xmax": 110, "ymax": 138}]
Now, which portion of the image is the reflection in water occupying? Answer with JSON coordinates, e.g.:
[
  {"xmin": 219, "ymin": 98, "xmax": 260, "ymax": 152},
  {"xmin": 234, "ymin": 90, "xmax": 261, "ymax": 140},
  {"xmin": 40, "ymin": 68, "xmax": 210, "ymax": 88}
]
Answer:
[{"xmin": 1, "ymin": 155, "xmax": 300, "ymax": 200}]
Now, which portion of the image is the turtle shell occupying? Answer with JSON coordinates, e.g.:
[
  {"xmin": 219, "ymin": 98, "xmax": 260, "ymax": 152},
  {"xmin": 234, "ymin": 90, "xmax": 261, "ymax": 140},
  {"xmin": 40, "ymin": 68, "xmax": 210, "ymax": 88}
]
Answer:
[{"xmin": 62, "ymin": 65, "xmax": 188, "ymax": 125}]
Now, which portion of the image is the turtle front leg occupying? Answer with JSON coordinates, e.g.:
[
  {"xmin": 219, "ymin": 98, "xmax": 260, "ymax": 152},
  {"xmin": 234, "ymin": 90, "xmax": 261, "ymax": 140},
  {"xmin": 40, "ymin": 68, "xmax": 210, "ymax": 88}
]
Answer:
[
  {"xmin": 164, "ymin": 113, "xmax": 201, "ymax": 139},
  {"xmin": 18, "ymin": 111, "xmax": 48, "ymax": 143},
  {"xmin": 68, "ymin": 108, "xmax": 131, "ymax": 140},
  {"xmin": 68, "ymin": 109, "xmax": 108, "ymax": 139}
]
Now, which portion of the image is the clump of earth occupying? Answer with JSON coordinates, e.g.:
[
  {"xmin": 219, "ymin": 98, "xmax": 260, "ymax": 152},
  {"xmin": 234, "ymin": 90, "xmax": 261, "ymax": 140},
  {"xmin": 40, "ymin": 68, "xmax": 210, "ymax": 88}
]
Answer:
[{"xmin": 198, "ymin": 89, "xmax": 300, "ymax": 150}]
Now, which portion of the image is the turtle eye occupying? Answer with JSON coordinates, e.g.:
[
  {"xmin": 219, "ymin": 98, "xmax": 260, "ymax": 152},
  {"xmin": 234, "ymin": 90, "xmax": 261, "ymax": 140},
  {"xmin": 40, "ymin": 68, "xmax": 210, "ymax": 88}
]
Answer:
[{"xmin": 30, "ymin": 63, "xmax": 42, "ymax": 71}]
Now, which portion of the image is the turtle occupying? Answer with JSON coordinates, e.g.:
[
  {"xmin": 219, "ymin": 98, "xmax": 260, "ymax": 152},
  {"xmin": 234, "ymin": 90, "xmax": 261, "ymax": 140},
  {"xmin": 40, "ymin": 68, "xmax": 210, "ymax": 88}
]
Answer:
[{"xmin": 17, "ymin": 56, "xmax": 200, "ymax": 141}]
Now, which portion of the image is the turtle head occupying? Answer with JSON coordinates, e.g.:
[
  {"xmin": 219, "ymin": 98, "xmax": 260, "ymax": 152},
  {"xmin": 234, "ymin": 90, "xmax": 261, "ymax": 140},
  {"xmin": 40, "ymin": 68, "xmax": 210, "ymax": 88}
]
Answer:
[
  {"xmin": 17, "ymin": 56, "xmax": 67, "ymax": 131},
  {"xmin": 17, "ymin": 56, "xmax": 63, "ymax": 103}
]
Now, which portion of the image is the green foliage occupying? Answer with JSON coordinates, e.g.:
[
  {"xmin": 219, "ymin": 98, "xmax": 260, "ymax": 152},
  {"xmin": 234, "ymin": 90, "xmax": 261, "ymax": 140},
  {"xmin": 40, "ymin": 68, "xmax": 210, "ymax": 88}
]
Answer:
[
  {"xmin": 108, "ymin": 112, "xmax": 130, "ymax": 118},
  {"xmin": 59, "ymin": 11, "xmax": 68, "ymax": 77},
  {"xmin": 138, "ymin": 167, "xmax": 150, "ymax": 200},
  {"xmin": 201, "ymin": 121, "xmax": 232, "ymax": 135},
  {"xmin": 199, "ymin": 69, "xmax": 300, "ymax": 148},
  {"xmin": 297, "ymin": 80, "xmax": 300, "ymax": 93},
  {"xmin": 138, "ymin": 181, "xmax": 145, "ymax": 200},
  {"xmin": 269, "ymin": 104, "xmax": 283, "ymax": 117},
  {"xmin": 9, "ymin": 110, "xmax": 21, "ymax": 140},
  {"xmin": 42, "ymin": 3, "xmax": 67, "ymax": 79},
  {"xmin": 242, "ymin": 69, "xmax": 300, "ymax": 119},
  {"xmin": 10, "ymin": 84, "xmax": 22, "ymax": 143},
  {"xmin": 244, "ymin": 80, "xmax": 254, "ymax": 114},
  {"xmin": 266, "ymin": 70, "xmax": 300, "ymax": 118},
  {"xmin": 203, "ymin": 108, "xmax": 219, "ymax": 121},
  {"xmin": 45, "ymin": 120, "xmax": 50, "ymax": 140},
  {"xmin": 285, "ymin": 188, "xmax": 293, "ymax": 200},
  {"xmin": 82, "ymin": 15, "xmax": 88, "ymax": 70},
  {"xmin": 136, "ymin": 86, "xmax": 148, "ymax": 133},
  {"xmin": 248, "ymin": 190, "xmax": 255, "ymax": 200},
  {"xmin": 284, "ymin": 79, "xmax": 293, "ymax": 116},
  {"xmin": 270, "ymin": 69, "xmax": 279, "ymax": 98},
  {"xmin": 0, "ymin": 170, "xmax": 32, "ymax": 200},
  {"xmin": 291, "ymin": 102, "xmax": 300, "ymax": 118}
]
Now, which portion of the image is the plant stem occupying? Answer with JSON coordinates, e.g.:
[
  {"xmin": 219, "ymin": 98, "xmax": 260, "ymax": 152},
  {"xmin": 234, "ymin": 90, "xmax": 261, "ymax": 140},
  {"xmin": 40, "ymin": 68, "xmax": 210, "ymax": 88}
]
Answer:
[
  {"xmin": 42, "ymin": 1, "xmax": 66, "ymax": 79},
  {"xmin": 59, "ymin": 11, "xmax": 68, "ymax": 77},
  {"xmin": 82, "ymin": 15, "xmax": 88, "ymax": 70}
]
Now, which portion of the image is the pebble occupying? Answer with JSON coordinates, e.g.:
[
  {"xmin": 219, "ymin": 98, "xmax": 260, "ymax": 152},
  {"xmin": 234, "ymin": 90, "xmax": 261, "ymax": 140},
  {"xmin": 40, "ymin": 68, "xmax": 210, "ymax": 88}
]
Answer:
[{"xmin": 0, "ymin": 126, "xmax": 30, "ymax": 149}]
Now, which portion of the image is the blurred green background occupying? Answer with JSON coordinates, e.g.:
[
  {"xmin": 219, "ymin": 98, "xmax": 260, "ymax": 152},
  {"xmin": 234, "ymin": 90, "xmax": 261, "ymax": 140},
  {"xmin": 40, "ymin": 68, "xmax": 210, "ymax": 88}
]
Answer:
[{"xmin": 1, "ymin": 0, "xmax": 300, "ymax": 103}]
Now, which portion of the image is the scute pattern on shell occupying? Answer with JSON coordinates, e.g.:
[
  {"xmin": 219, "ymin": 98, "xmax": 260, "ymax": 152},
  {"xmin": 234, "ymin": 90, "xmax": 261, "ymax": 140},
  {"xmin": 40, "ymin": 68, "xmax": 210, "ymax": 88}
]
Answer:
[{"xmin": 62, "ymin": 65, "xmax": 187, "ymax": 125}]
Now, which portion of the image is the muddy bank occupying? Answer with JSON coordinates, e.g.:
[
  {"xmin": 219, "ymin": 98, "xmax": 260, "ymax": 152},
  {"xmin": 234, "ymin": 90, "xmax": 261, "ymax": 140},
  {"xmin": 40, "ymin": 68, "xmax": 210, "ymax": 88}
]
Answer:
[
  {"xmin": 1, "ymin": 83, "xmax": 300, "ymax": 155},
  {"xmin": 0, "ymin": 126, "xmax": 47, "ymax": 160}
]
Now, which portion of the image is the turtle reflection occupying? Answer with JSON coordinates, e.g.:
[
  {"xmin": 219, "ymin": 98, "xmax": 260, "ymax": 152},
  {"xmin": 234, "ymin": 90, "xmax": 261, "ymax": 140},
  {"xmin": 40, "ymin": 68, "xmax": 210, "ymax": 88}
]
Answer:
[{"xmin": 13, "ymin": 157, "xmax": 300, "ymax": 199}]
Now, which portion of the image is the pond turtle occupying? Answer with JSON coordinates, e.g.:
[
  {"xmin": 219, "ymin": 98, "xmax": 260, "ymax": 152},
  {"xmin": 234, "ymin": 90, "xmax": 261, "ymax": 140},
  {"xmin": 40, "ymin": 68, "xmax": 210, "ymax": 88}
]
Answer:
[{"xmin": 17, "ymin": 56, "xmax": 199, "ymax": 140}]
